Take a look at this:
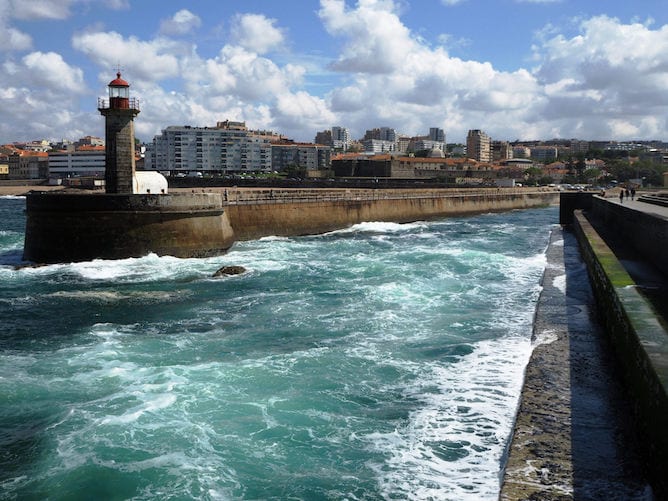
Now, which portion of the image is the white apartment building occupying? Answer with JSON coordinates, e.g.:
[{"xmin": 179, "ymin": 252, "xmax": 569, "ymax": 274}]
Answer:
[
  {"xmin": 146, "ymin": 125, "xmax": 272, "ymax": 174},
  {"xmin": 413, "ymin": 139, "xmax": 446, "ymax": 153},
  {"xmin": 48, "ymin": 150, "xmax": 106, "ymax": 178},
  {"xmin": 466, "ymin": 129, "xmax": 492, "ymax": 163},
  {"xmin": 362, "ymin": 139, "xmax": 397, "ymax": 154},
  {"xmin": 331, "ymin": 126, "xmax": 351, "ymax": 151}
]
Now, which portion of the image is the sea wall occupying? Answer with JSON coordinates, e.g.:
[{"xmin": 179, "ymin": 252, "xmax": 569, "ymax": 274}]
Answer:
[
  {"xmin": 589, "ymin": 195, "xmax": 668, "ymax": 277},
  {"xmin": 22, "ymin": 188, "xmax": 558, "ymax": 263},
  {"xmin": 23, "ymin": 192, "xmax": 235, "ymax": 263},
  {"xmin": 224, "ymin": 189, "xmax": 558, "ymax": 241},
  {"xmin": 573, "ymin": 210, "xmax": 668, "ymax": 498}
]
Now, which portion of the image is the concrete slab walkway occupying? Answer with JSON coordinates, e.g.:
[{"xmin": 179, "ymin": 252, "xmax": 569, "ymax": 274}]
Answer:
[{"xmin": 499, "ymin": 227, "xmax": 652, "ymax": 500}]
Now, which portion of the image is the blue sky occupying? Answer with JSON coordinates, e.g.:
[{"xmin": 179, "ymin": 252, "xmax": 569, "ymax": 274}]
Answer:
[{"xmin": 1, "ymin": 0, "xmax": 667, "ymax": 144}]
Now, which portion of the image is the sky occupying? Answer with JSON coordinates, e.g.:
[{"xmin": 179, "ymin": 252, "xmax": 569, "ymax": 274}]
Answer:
[{"xmin": 1, "ymin": 0, "xmax": 668, "ymax": 145}]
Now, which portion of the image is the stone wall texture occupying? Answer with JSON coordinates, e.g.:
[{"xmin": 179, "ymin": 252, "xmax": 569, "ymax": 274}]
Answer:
[
  {"xmin": 574, "ymin": 210, "xmax": 668, "ymax": 498},
  {"xmin": 23, "ymin": 189, "xmax": 558, "ymax": 263}
]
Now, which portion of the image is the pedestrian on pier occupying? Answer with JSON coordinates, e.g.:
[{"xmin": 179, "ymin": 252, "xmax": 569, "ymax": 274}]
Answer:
[
  {"xmin": 631, "ymin": 187, "xmax": 636, "ymax": 200},
  {"xmin": 619, "ymin": 189, "xmax": 624, "ymax": 203}
]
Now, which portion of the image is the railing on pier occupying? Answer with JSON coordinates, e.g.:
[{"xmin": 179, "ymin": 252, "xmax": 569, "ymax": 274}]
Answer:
[{"xmin": 221, "ymin": 187, "xmax": 558, "ymax": 206}]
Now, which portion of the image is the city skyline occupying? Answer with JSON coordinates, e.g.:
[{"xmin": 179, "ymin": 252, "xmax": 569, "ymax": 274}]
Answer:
[{"xmin": 1, "ymin": 0, "xmax": 667, "ymax": 145}]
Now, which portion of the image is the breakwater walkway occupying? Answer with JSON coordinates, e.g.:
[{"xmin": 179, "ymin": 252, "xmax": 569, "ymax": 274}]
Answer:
[
  {"xmin": 501, "ymin": 193, "xmax": 668, "ymax": 500},
  {"xmin": 500, "ymin": 227, "xmax": 650, "ymax": 499}
]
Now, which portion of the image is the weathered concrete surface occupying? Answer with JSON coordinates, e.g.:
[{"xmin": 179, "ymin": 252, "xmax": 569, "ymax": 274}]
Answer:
[
  {"xmin": 225, "ymin": 189, "xmax": 558, "ymax": 241},
  {"xmin": 500, "ymin": 228, "xmax": 651, "ymax": 500},
  {"xmin": 574, "ymin": 210, "xmax": 668, "ymax": 499},
  {"xmin": 590, "ymin": 196, "xmax": 668, "ymax": 278},
  {"xmin": 22, "ymin": 188, "xmax": 557, "ymax": 263},
  {"xmin": 23, "ymin": 192, "xmax": 235, "ymax": 263}
]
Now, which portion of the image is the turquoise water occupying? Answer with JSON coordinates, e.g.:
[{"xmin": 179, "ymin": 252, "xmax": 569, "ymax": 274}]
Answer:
[{"xmin": 0, "ymin": 196, "xmax": 556, "ymax": 500}]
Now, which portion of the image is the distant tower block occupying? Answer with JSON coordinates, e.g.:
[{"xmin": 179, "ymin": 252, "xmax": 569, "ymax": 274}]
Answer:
[{"xmin": 98, "ymin": 72, "xmax": 140, "ymax": 194}]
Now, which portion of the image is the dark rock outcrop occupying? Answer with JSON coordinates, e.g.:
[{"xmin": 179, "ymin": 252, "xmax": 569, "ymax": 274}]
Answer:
[{"xmin": 212, "ymin": 265, "xmax": 246, "ymax": 277}]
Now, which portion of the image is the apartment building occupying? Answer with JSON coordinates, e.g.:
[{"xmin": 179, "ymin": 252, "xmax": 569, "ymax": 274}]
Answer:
[
  {"xmin": 314, "ymin": 129, "xmax": 332, "ymax": 147},
  {"xmin": 492, "ymin": 141, "xmax": 512, "ymax": 161},
  {"xmin": 429, "ymin": 128, "xmax": 445, "ymax": 142},
  {"xmin": 466, "ymin": 129, "xmax": 492, "ymax": 162},
  {"xmin": 48, "ymin": 148, "xmax": 106, "ymax": 178},
  {"xmin": 363, "ymin": 127, "xmax": 397, "ymax": 142},
  {"xmin": 146, "ymin": 125, "xmax": 272, "ymax": 174},
  {"xmin": 331, "ymin": 126, "xmax": 351, "ymax": 151},
  {"xmin": 271, "ymin": 143, "xmax": 331, "ymax": 172},
  {"xmin": 362, "ymin": 139, "xmax": 397, "ymax": 154},
  {"xmin": 530, "ymin": 146, "xmax": 559, "ymax": 161},
  {"xmin": 8, "ymin": 151, "xmax": 48, "ymax": 179}
]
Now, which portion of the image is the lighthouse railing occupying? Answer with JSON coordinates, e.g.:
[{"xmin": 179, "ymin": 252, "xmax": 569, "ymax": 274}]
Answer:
[{"xmin": 97, "ymin": 97, "xmax": 140, "ymax": 111}]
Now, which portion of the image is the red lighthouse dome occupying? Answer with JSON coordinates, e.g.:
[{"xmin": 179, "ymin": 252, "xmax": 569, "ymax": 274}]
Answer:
[
  {"xmin": 109, "ymin": 71, "xmax": 129, "ymax": 88},
  {"xmin": 108, "ymin": 71, "xmax": 131, "ymax": 109}
]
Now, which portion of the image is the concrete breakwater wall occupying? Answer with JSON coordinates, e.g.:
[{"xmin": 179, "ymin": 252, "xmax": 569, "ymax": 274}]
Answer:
[
  {"xmin": 223, "ymin": 188, "xmax": 559, "ymax": 241},
  {"xmin": 23, "ymin": 188, "xmax": 557, "ymax": 263},
  {"xmin": 573, "ymin": 210, "xmax": 668, "ymax": 498},
  {"xmin": 589, "ymin": 195, "xmax": 668, "ymax": 277},
  {"xmin": 23, "ymin": 192, "xmax": 235, "ymax": 263}
]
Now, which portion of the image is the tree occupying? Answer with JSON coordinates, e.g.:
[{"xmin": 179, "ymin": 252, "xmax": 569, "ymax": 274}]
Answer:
[{"xmin": 284, "ymin": 164, "xmax": 307, "ymax": 179}]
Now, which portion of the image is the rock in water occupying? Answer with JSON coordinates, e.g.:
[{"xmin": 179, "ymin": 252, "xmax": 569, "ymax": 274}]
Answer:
[{"xmin": 212, "ymin": 265, "xmax": 247, "ymax": 277}]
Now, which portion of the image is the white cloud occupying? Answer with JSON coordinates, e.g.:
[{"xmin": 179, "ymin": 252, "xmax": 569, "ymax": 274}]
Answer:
[
  {"xmin": 72, "ymin": 31, "xmax": 181, "ymax": 82},
  {"xmin": 3, "ymin": 0, "xmax": 668, "ymax": 145},
  {"xmin": 0, "ymin": 1, "xmax": 31, "ymax": 50},
  {"xmin": 317, "ymin": 0, "xmax": 545, "ymax": 139},
  {"xmin": 0, "ymin": 51, "xmax": 93, "ymax": 141},
  {"xmin": 0, "ymin": 27, "xmax": 32, "ymax": 52},
  {"xmin": 315, "ymin": 2, "xmax": 668, "ymax": 141},
  {"xmin": 7, "ymin": 0, "xmax": 76, "ymax": 20},
  {"xmin": 530, "ymin": 15, "xmax": 668, "ymax": 138},
  {"xmin": 23, "ymin": 51, "xmax": 86, "ymax": 92},
  {"xmin": 320, "ymin": 0, "xmax": 414, "ymax": 74},
  {"xmin": 230, "ymin": 13, "xmax": 285, "ymax": 55},
  {"xmin": 159, "ymin": 9, "xmax": 202, "ymax": 36}
]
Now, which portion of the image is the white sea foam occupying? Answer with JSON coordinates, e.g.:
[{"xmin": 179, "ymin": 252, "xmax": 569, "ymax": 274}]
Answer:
[
  {"xmin": 324, "ymin": 220, "xmax": 428, "ymax": 235},
  {"xmin": 100, "ymin": 393, "xmax": 177, "ymax": 425},
  {"xmin": 365, "ymin": 336, "xmax": 533, "ymax": 500},
  {"xmin": 552, "ymin": 273, "xmax": 567, "ymax": 293},
  {"xmin": 14, "ymin": 252, "xmax": 228, "ymax": 283}
]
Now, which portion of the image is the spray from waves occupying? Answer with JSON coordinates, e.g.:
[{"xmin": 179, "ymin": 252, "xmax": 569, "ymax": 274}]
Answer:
[
  {"xmin": 323, "ymin": 220, "xmax": 429, "ymax": 236},
  {"xmin": 363, "ymin": 336, "xmax": 533, "ymax": 500},
  {"xmin": 9, "ymin": 253, "xmax": 233, "ymax": 283}
]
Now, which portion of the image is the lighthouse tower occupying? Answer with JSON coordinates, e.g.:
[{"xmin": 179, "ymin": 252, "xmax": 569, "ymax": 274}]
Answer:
[{"xmin": 98, "ymin": 72, "xmax": 139, "ymax": 194}]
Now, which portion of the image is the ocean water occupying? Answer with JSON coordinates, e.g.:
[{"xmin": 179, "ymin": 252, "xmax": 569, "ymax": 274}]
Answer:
[{"xmin": 0, "ymin": 196, "xmax": 556, "ymax": 500}]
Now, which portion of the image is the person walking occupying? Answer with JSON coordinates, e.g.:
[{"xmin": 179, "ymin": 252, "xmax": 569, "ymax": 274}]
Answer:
[
  {"xmin": 619, "ymin": 189, "xmax": 624, "ymax": 203},
  {"xmin": 631, "ymin": 187, "xmax": 636, "ymax": 200}
]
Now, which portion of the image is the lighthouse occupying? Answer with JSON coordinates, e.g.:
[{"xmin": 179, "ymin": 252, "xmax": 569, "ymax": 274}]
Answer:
[
  {"xmin": 23, "ymin": 72, "xmax": 234, "ymax": 263},
  {"xmin": 98, "ymin": 72, "xmax": 139, "ymax": 194}
]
